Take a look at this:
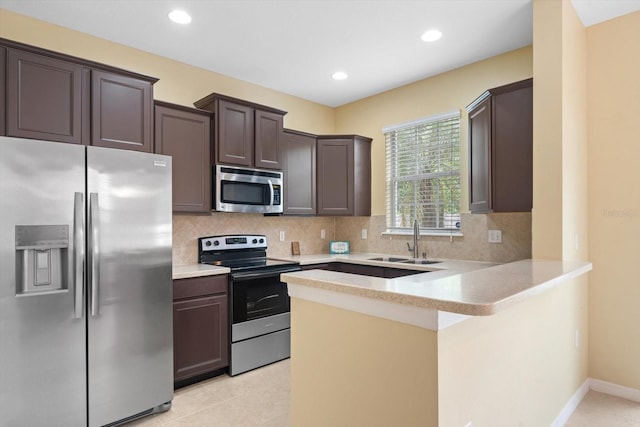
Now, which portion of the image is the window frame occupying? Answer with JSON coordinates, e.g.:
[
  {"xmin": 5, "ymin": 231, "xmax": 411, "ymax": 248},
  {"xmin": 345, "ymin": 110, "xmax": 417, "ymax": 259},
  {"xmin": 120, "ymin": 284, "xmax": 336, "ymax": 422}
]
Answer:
[{"xmin": 382, "ymin": 110, "xmax": 462, "ymax": 236}]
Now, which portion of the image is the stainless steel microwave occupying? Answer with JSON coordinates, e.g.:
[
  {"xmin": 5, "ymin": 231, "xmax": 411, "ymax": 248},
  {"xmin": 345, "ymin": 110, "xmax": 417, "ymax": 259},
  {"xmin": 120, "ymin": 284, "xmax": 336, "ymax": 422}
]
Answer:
[{"xmin": 214, "ymin": 165, "xmax": 283, "ymax": 214}]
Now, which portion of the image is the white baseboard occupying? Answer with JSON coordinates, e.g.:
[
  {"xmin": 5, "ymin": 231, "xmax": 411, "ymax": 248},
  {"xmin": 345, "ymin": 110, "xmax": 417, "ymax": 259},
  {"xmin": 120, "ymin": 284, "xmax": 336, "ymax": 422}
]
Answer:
[
  {"xmin": 590, "ymin": 378, "xmax": 640, "ymax": 402},
  {"xmin": 551, "ymin": 378, "xmax": 590, "ymax": 427},
  {"xmin": 552, "ymin": 378, "xmax": 640, "ymax": 426}
]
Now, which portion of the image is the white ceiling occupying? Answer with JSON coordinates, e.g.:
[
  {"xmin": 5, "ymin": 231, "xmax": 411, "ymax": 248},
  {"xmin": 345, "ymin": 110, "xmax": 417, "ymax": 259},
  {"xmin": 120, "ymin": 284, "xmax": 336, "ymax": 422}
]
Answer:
[{"xmin": 1, "ymin": 0, "xmax": 639, "ymax": 107}]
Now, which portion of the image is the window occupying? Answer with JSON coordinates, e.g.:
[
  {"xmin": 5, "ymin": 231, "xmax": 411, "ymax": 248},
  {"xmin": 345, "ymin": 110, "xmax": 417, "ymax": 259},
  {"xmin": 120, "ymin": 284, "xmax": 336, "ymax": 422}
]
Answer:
[{"xmin": 383, "ymin": 111, "xmax": 461, "ymax": 234}]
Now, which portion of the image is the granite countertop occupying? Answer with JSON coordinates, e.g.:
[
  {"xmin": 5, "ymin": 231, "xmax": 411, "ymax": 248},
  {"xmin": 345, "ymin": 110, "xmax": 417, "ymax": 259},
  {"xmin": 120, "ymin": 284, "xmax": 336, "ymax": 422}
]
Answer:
[
  {"xmin": 173, "ymin": 264, "xmax": 230, "ymax": 280},
  {"xmin": 281, "ymin": 257, "xmax": 592, "ymax": 329}
]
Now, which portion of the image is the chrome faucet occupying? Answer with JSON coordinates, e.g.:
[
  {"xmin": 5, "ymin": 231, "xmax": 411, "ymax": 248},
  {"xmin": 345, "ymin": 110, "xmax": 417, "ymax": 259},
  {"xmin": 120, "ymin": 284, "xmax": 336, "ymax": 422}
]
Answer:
[{"xmin": 406, "ymin": 219, "xmax": 419, "ymax": 259}]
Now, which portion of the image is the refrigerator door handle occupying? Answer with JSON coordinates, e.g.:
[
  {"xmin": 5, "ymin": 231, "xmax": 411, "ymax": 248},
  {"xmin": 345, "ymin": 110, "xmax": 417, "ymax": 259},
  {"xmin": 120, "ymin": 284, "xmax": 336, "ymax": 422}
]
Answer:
[
  {"xmin": 89, "ymin": 192, "xmax": 100, "ymax": 317},
  {"xmin": 73, "ymin": 192, "xmax": 85, "ymax": 319}
]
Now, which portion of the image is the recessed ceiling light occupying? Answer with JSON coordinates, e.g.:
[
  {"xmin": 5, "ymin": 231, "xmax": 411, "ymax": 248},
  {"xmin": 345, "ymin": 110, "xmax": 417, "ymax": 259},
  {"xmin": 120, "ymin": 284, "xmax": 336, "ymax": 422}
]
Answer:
[
  {"xmin": 332, "ymin": 71, "xmax": 348, "ymax": 80},
  {"xmin": 168, "ymin": 10, "xmax": 192, "ymax": 24},
  {"xmin": 421, "ymin": 29, "xmax": 442, "ymax": 42}
]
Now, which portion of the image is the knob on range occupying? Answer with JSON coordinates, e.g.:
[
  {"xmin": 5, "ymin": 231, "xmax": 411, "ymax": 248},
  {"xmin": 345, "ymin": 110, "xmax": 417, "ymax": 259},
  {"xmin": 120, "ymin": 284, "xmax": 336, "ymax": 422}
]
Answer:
[{"xmin": 205, "ymin": 241, "xmax": 212, "ymax": 247}]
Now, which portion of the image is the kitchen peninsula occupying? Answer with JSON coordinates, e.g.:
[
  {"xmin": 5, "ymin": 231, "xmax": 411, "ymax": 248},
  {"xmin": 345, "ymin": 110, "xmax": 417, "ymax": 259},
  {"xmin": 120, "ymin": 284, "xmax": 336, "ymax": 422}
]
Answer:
[{"xmin": 281, "ymin": 257, "xmax": 591, "ymax": 427}]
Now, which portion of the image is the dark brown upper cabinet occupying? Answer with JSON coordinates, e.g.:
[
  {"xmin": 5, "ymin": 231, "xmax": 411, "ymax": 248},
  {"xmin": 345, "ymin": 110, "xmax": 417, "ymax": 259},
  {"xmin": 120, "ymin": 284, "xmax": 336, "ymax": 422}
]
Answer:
[
  {"xmin": 317, "ymin": 135, "xmax": 372, "ymax": 216},
  {"xmin": 91, "ymin": 70, "xmax": 153, "ymax": 152},
  {"xmin": 255, "ymin": 109, "xmax": 284, "ymax": 169},
  {"xmin": 6, "ymin": 48, "xmax": 83, "ymax": 144},
  {"xmin": 467, "ymin": 78, "xmax": 533, "ymax": 214},
  {"xmin": 194, "ymin": 93, "xmax": 286, "ymax": 170},
  {"xmin": 154, "ymin": 101, "xmax": 212, "ymax": 213},
  {"xmin": 283, "ymin": 129, "xmax": 317, "ymax": 215},
  {"xmin": 1, "ymin": 38, "xmax": 157, "ymax": 152}
]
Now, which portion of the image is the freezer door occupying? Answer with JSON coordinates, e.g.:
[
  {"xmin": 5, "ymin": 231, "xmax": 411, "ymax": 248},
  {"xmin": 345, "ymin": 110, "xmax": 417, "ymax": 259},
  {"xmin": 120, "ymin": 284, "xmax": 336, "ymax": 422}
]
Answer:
[
  {"xmin": 86, "ymin": 146, "xmax": 173, "ymax": 426},
  {"xmin": 0, "ymin": 137, "xmax": 87, "ymax": 427}
]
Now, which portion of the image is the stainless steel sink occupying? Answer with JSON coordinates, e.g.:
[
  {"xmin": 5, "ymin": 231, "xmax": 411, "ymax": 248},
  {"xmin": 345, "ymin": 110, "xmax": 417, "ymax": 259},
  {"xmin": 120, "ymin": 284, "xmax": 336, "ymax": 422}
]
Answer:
[
  {"xmin": 399, "ymin": 259, "xmax": 442, "ymax": 265},
  {"xmin": 366, "ymin": 256, "xmax": 410, "ymax": 262}
]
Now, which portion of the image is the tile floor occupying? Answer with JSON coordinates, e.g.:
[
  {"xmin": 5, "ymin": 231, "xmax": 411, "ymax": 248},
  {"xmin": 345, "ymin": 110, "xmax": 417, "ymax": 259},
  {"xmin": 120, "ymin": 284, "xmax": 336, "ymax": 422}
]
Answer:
[
  {"xmin": 129, "ymin": 360, "xmax": 290, "ymax": 427},
  {"xmin": 129, "ymin": 359, "xmax": 639, "ymax": 426}
]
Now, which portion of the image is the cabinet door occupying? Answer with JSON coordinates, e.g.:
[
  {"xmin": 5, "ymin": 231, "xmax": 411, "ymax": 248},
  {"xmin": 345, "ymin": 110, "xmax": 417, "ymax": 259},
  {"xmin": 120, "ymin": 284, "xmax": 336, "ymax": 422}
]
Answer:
[
  {"xmin": 155, "ymin": 105, "xmax": 211, "ymax": 213},
  {"xmin": 468, "ymin": 98, "xmax": 491, "ymax": 213},
  {"xmin": 492, "ymin": 86, "xmax": 533, "ymax": 212},
  {"xmin": 217, "ymin": 100, "xmax": 253, "ymax": 166},
  {"xmin": 6, "ymin": 48, "xmax": 83, "ymax": 144},
  {"xmin": 91, "ymin": 70, "xmax": 153, "ymax": 152},
  {"xmin": 255, "ymin": 110, "xmax": 283, "ymax": 169},
  {"xmin": 284, "ymin": 131, "xmax": 316, "ymax": 214},
  {"xmin": 173, "ymin": 294, "xmax": 229, "ymax": 382},
  {"xmin": 317, "ymin": 139, "xmax": 354, "ymax": 216}
]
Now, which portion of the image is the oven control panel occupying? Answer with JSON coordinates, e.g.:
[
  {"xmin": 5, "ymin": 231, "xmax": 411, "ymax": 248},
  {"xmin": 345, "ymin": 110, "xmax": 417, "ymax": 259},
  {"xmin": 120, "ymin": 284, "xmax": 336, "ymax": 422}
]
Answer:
[{"xmin": 199, "ymin": 234, "xmax": 267, "ymax": 252}]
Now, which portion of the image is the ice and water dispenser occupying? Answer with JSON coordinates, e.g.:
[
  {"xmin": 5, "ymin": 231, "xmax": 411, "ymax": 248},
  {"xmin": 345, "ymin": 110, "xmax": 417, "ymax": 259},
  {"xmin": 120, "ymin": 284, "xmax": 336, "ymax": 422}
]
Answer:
[{"xmin": 15, "ymin": 225, "xmax": 69, "ymax": 295}]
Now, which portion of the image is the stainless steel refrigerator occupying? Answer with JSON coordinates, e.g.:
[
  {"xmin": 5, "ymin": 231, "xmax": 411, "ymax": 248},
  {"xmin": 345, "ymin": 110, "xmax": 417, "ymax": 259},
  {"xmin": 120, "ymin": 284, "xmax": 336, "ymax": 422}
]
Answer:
[{"xmin": 0, "ymin": 136, "xmax": 173, "ymax": 426}]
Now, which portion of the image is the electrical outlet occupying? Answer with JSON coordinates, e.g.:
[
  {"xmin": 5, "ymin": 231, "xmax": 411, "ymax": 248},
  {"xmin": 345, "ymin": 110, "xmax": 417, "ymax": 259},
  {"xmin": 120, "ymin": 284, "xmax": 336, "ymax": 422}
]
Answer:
[
  {"xmin": 361, "ymin": 229, "xmax": 367, "ymax": 239},
  {"xmin": 465, "ymin": 422, "xmax": 473, "ymax": 427},
  {"xmin": 488, "ymin": 229, "xmax": 502, "ymax": 243},
  {"xmin": 321, "ymin": 229, "xmax": 326, "ymax": 239},
  {"xmin": 279, "ymin": 231, "xmax": 285, "ymax": 242}
]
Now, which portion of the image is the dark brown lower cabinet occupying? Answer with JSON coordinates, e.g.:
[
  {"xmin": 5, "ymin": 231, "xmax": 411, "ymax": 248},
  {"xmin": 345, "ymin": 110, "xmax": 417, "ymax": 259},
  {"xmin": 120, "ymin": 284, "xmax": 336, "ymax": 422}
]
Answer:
[{"xmin": 173, "ymin": 276, "xmax": 229, "ymax": 384}]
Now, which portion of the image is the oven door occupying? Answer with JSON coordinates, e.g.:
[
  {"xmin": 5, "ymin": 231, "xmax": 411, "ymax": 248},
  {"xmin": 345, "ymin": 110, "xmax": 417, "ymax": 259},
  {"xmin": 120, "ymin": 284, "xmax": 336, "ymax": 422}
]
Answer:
[
  {"xmin": 215, "ymin": 165, "xmax": 282, "ymax": 214},
  {"xmin": 230, "ymin": 269, "xmax": 292, "ymax": 324}
]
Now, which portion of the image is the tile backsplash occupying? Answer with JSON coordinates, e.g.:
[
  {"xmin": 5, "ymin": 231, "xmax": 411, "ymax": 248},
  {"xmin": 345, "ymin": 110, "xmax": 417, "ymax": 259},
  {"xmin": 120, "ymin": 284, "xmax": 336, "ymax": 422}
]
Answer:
[
  {"xmin": 336, "ymin": 213, "xmax": 531, "ymax": 263},
  {"xmin": 173, "ymin": 212, "xmax": 531, "ymax": 266},
  {"xmin": 173, "ymin": 213, "xmax": 336, "ymax": 265}
]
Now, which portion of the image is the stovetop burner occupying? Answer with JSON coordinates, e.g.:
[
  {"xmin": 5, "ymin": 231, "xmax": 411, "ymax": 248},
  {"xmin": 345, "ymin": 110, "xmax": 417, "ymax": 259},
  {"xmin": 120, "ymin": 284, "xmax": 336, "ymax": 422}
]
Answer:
[{"xmin": 198, "ymin": 234, "xmax": 299, "ymax": 273}]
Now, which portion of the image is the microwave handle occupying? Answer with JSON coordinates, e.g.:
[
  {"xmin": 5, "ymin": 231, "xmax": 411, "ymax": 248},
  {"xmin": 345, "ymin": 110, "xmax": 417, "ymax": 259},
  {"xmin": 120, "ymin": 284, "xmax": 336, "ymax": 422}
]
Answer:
[{"xmin": 268, "ymin": 179, "xmax": 274, "ymax": 209}]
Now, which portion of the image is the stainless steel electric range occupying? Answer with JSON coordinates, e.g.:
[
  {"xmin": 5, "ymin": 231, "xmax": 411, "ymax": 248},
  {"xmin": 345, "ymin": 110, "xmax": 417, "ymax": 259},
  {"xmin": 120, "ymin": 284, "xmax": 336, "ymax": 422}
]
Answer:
[{"xmin": 198, "ymin": 234, "xmax": 300, "ymax": 376}]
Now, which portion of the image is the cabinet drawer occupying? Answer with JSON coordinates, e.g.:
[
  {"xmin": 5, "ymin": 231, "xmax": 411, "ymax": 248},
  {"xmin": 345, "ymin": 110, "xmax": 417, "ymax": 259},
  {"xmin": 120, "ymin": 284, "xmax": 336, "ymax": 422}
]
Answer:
[{"xmin": 173, "ymin": 275, "xmax": 228, "ymax": 300}]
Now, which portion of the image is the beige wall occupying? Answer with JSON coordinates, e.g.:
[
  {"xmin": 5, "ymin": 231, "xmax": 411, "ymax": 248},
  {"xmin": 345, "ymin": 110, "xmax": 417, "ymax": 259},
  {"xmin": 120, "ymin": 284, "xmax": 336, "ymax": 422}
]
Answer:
[
  {"xmin": 335, "ymin": 46, "xmax": 533, "ymax": 216},
  {"xmin": 587, "ymin": 11, "xmax": 640, "ymax": 389},
  {"xmin": 290, "ymin": 298, "xmax": 439, "ymax": 427},
  {"xmin": 438, "ymin": 278, "xmax": 587, "ymax": 426},
  {"xmin": 0, "ymin": 9, "xmax": 335, "ymax": 134}
]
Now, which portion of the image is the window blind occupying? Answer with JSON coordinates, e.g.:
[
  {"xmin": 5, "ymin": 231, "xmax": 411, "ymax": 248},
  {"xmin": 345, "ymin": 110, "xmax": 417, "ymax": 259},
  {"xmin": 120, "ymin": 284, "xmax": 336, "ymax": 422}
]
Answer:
[{"xmin": 384, "ymin": 111, "xmax": 461, "ymax": 233}]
